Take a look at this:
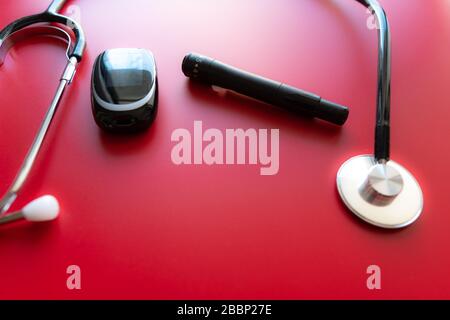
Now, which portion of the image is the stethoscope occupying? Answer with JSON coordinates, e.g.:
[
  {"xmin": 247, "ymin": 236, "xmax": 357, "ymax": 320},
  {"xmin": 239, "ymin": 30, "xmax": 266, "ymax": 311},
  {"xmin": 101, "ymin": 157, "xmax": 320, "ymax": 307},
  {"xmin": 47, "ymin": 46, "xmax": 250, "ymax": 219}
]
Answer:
[
  {"xmin": 0, "ymin": 0, "xmax": 86, "ymax": 224},
  {"xmin": 0, "ymin": 0, "xmax": 422, "ymax": 228},
  {"xmin": 336, "ymin": 0, "xmax": 423, "ymax": 228}
]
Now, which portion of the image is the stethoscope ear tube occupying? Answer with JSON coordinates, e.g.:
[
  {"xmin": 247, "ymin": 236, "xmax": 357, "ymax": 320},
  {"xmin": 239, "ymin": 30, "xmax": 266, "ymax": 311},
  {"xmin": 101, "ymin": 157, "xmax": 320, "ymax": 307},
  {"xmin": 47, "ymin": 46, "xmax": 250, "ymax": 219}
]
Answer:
[
  {"xmin": 0, "ymin": 1, "xmax": 86, "ymax": 61},
  {"xmin": 0, "ymin": 0, "xmax": 85, "ymax": 225},
  {"xmin": 357, "ymin": 0, "xmax": 391, "ymax": 162},
  {"xmin": 46, "ymin": 0, "xmax": 86, "ymax": 60},
  {"xmin": 47, "ymin": 0, "xmax": 68, "ymax": 14}
]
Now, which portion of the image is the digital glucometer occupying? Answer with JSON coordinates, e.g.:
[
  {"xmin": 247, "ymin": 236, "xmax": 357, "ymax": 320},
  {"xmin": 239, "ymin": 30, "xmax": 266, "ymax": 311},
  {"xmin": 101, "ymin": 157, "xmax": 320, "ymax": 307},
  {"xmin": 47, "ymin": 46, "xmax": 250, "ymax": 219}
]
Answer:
[{"xmin": 91, "ymin": 48, "xmax": 158, "ymax": 132}]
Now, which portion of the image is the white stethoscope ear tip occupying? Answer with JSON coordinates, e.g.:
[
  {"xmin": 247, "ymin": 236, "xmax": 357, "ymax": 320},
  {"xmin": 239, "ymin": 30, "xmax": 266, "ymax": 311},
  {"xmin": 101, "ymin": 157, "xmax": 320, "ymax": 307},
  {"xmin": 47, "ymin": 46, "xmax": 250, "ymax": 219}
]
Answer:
[{"xmin": 21, "ymin": 195, "xmax": 60, "ymax": 222}]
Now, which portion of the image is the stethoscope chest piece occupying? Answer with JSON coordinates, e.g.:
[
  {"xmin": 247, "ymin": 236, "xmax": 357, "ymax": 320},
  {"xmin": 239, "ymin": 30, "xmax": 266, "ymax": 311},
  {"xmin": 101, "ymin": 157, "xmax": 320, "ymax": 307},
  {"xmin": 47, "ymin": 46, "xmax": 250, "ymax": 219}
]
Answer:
[{"xmin": 337, "ymin": 155, "xmax": 423, "ymax": 229}]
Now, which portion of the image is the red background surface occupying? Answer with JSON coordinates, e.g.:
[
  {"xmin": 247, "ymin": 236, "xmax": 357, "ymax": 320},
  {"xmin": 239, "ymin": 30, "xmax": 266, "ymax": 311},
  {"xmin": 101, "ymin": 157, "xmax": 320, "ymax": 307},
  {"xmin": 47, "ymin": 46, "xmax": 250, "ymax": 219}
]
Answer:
[{"xmin": 0, "ymin": 0, "xmax": 449, "ymax": 300}]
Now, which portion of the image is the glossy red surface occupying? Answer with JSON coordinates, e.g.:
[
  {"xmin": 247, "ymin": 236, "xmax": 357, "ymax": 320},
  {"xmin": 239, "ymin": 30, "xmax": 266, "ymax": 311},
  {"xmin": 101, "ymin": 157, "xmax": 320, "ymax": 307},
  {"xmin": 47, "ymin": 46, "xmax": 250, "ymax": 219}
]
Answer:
[{"xmin": 0, "ymin": 0, "xmax": 449, "ymax": 299}]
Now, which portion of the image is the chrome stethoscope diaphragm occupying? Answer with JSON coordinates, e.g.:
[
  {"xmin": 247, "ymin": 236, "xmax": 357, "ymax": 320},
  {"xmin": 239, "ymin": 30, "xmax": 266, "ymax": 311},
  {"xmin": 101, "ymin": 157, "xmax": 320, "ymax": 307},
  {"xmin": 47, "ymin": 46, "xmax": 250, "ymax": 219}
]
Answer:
[{"xmin": 337, "ymin": 156, "xmax": 423, "ymax": 229}]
